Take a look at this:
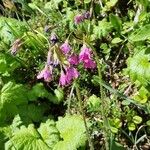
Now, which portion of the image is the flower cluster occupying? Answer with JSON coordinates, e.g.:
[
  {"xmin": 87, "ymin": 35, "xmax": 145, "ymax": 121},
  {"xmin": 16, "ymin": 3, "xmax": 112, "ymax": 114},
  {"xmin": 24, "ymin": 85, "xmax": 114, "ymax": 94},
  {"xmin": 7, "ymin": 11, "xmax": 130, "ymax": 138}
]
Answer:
[
  {"xmin": 79, "ymin": 44, "xmax": 96, "ymax": 69},
  {"xmin": 37, "ymin": 38, "xmax": 96, "ymax": 86},
  {"xmin": 74, "ymin": 11, "xmax": 90, "ymax": 24}
]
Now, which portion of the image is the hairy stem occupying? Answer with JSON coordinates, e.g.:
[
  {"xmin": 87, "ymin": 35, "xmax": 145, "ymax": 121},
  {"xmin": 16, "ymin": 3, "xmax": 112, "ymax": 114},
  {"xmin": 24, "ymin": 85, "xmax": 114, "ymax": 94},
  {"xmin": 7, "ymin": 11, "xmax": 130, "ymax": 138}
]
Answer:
[
  {"xmin": 75, "ymin": 83, "xmax": 94, "ymax": 150},
  {"xmin": 90, "ymin": 44, "xmax": 109, "ymax": 150}
]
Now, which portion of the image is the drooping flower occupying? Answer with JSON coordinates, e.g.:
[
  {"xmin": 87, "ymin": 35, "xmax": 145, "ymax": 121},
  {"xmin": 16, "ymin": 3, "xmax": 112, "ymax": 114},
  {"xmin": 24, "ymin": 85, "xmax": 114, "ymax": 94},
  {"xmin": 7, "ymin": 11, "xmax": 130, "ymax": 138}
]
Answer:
[
  {"xmin": 37, "ymin": 65, "xmax": 53, "ymax": 82},
  {"xmin": 59, "ymin": 67, "xmax": 79, "ymax": 86},
  {"xmin": 79, "ymin": 44, "xmax": 92, "ymax": 61},
  {"xmin": 83, "ymin": 11, "xmax": 91, "ymax": 19},
  {"xmin": 79, "ymin": 44, "xmax": 96, "ymax": 69},
  {"xmin": 68, "ymin": 54, "xmax": 79, "ymax": 65},
  {"xmin": 60, "ymin": 40, "xmax": 71, "ymax": 54},
  {"xmin": 50, "ymin": 33, "xmax": 58, "ymax": 44},
  {"xmin": 83, "ymin": 59, "xmax": 96, "ymax": 69},
  {"xmin": 66, "ymin": 67, "xmax": 79, "ymax": 83},
  {"xmin": 59, "ymin": 70, "xmax": 67, "ymax": 86},
  {"xmin": 74, "ymin": 14, "xmax": 84, "ymax": 24}
]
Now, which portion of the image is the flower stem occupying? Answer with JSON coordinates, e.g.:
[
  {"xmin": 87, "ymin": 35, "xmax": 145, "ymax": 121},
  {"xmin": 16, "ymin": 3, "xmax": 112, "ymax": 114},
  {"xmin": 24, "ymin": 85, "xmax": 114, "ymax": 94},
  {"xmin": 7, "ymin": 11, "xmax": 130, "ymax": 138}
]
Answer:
[
  {"xmin": 90, "ymin": 44, "xmax": 109, "ymax": 150},
  {"xmin": 75, "ymin": 83, "xmax": 94, "ymax": 150}
]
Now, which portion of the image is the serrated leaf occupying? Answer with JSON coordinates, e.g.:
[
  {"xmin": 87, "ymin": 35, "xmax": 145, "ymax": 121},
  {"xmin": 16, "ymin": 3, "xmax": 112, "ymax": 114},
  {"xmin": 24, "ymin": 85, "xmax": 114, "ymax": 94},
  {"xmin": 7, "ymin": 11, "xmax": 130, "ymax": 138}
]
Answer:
[
  {"xmin": 129, "ymin": 24, "xmax": 150, "ymax": 41},
  {"xmin": 87, "ymin": 94, "xmax": 101, "ymax": 112},
  {"xmin": 0, "ymin": 82, "xmax": 28, "ymax": 123},
  {"xmin": 1, "ymin": 82, "xmax": 28, "ymax": 105},
  {"xmin": 38, "ymin": 119, "xmax": 60, "ymax": 149},
  {"xmin": 126, "ymin": 49, "xmax": 150, "ymax": 86},
  {"xmin": 93, "ymin": 19, "xmax": 112, "ymax": 39},
  {"xmin": 0, "ymin": 17, "xmax": 27, "ymax": 44},
  {"xmin": 5, "ymin": 125, "xmax": 50, "ymax": 150},
  {"xmin": 53, "ymin": 115, "xmax": 87, "ymax": 150}
]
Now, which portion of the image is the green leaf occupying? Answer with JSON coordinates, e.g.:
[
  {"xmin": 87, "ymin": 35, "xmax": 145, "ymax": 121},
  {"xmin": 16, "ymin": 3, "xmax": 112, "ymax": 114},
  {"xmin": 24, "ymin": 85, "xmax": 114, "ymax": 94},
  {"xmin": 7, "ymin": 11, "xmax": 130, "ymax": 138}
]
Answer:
[
  {"xmin": 38, "ymin": 119, "xmax": 60, "ymax": 149},
  {"xmin": 0, "ymin": 17, "xmax": 27, "ymax": 44},
  {"xmin": 53, "ymin": 115, "xmax": 87, "ymax": 150},
  {"xmin": 5, "ymin": 125, "xmax": 50, "ymax": 150},
  {"xmin": 28, "ymin": 83, "xmax": 60, "ymax": 104},
  {"xmin": 146, "ymin": 120, "xmax": 150, "ymax": 126},
  {"xmin": 1, "ymin": 82, "xmax": 28, "ymax": 105},
  {"xmin": 92, "ymin": 19, "xmax": 112, "ymax": 39},
  {"xmin": 54, "ymin": 88, "xmax": 64, "ymax": 103},
  {"xmin": 0, "ymin": 82, "xmax": 28, "ymax": 123},
  {"xmin": 0, "ymin": 54, "xmax": 20, "ymax": 76},
  {"xmin": 44, "ymin": 0, "xmax": 63, "ymax": 10},
  {"xmin": 84, "ymin": 0, "xmax": 91, "ymax": 3},
  {"xmin": 128, "ymin": 123, "xmax": 136, "ymax": 131},
  {"xmin": 110, "ymin": 126, "xmax": 118, "ymax": 133},
  {"xmin": 18, "ymin": 104, "xmax": 48, "ymax": 123},
  {"xmin": 126, "ymin": 49, "xmax": 150, "ymax": 86},
  {"xmin": 87, "ymin": 94, "xmax": 101, "ymax": 112},
  {"xmin": 0, "ymin": 126, "xmax": 12, "ymax": 150},
  {"xmin": 109, "ymin": 14, "xmax": 122, "ymax": 31},
  {"xmin": 111, "ymin": 38, "xmax": 123, "ymax": 44},
  {"xmin": 133, "ymin": 116, "xmax": 142, "ymax": 124},
  {"xmin": 110, "ymin": 140, "xmax": 125, "ymax": 150},
  {"xmin": 129, "ymin": 24, "xmax": 150, "ymax": 41},
  {"xmin": 106, "ymin": 0, "xmax": 118, "ymax": 8}
]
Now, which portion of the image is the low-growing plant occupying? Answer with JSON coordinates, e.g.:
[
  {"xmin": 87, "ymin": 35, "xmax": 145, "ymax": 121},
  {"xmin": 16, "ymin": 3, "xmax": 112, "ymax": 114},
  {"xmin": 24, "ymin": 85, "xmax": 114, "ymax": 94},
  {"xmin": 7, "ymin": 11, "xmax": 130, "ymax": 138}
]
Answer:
[{"xmin": 0, "ymin": 0, "xmax": 150, "ymax": 150}]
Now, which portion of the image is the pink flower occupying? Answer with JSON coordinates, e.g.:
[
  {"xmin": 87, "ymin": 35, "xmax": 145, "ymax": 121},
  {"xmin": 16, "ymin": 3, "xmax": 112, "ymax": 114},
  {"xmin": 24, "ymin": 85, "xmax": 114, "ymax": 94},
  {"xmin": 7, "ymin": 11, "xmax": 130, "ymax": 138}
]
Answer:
[
  {"xmin": 59, "ymin": 71, "xmax": 67, "ymax": 86},
  {"xmin": 79, "ymin": 44, "xmax": 92, "ymax": 62},
  {"xmin": 37, "ymin": 65, "xmax": 53, "ymax": 82},
  {"xmin": 79, "ymin": 44, "xmax": 96, "ymax": 69},
  {"xmin": 60, "ymin": 41, "xmax": 71, "ymax": 54},
  {"xmin": 83, "ymin": 59, "xmax": 96, "ymax": 69},
  {"xmin": 66, "ymin": 67, "xmax": 79, "ymax": 83},
  {"xmin": 59, "ymin": 67, "xmax": 79, "ymax": 86},
  {"xmin": 68, "ymin": 54, "xmax": 79, "ymax": 65},
  {"xmin": 74, "ymin": 14, "xmax": 84, "ymax": 24}
]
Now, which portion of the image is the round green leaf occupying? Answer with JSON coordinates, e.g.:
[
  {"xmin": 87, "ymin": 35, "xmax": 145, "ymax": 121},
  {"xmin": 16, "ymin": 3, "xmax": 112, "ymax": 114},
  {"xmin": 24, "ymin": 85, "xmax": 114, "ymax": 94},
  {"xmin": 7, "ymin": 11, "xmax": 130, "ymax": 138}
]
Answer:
[
  {"xmin": 133, "ymin": 116, "xmax": 142, "ymax": 124},
  {"xmin": 128, "ymin": 123, "xmax": 136, "ymax": 131}
]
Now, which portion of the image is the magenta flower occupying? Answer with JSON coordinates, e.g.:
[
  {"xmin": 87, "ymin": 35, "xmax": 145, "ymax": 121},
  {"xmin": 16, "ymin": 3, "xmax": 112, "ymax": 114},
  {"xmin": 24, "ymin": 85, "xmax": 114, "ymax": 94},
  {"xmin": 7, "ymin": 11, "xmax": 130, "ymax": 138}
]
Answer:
[
  {"xmin": 66, "ymin": 67, "xmax": 79, "ymax": 82},
  {"xmin": 60, "ymin": 41, "xmax": 71, "ymax": 54},
  {"xmin": 79, "ymin": 44, "xmax": 96, "ymax": 69},
  {"xmin": 74, "ymin": 14, "xmax": 84, "ymax": 24},
  {"xmin": 79, "ymin": 44, "xmax": 92, "ymax": 61},
  {"xmin": 37, "ymin": 65, "xmax": 53, "ymax": 82},
  {"xmin": 83, "ymin": 59, "xmax": 96, "ymax": 69},
  {"xmin": 68, "ymin": 54, "xmax": 79, "ymax": 65},
  {"xmin": 59, "ymin": 71, "xmax": 67, "ymax": 86},
  {"xmin": 59, "ymin": 67, "xmax": 79, "ymax": 86}
]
